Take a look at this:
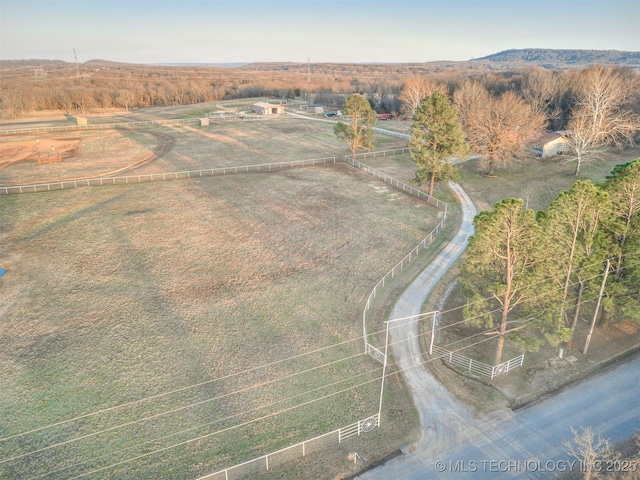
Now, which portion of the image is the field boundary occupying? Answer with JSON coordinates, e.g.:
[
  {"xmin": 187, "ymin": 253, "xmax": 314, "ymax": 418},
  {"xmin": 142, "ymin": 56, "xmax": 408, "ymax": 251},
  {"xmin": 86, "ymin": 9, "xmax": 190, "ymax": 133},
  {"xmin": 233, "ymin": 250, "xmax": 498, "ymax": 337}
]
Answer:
[
  {"xmin": 0, "ymin": 157, "xmax": 339, "ymax": 194},
  {"xmin": 3, "ymin": 145, "xmax": 451, "ymax": 478},
  {"xmin": 196, "ymin": 414, "xmax": 380, "ymax": 480},
  {"xmin": 345, "ymin": 151, "xmax": 449, "ymax": 357},
  {"xmin": 186, "ymin": 148, "xmax": 451, "ymax": 479}
]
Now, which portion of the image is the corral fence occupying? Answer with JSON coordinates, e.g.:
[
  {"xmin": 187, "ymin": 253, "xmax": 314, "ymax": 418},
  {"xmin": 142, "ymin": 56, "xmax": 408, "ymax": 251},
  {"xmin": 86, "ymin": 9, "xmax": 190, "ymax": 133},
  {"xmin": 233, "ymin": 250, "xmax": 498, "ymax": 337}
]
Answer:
[
  {"xmin": 2, "ymin": 145, "xmax": 447, "ymax": 477},
  {"xmin": 430, "ymin": 344, "xmax": 525, "ymax": 379},
  {"xmin": 345, "ymin": 150, "xmax": 449, "ymax": 358},
  {"xmin": 196, "ymin": 414, "xmax": 379, "ymax": 480},
  {"xmin": 0, "ymin": 118, "xmax": 201, "ymax": 136},
  {"xmin": 0, "ymin": 157, "xmax": 338, "ymax": 195},
  {"xmin": 0, "ymin": 113, "xmax": 285, "ymax": 136}
]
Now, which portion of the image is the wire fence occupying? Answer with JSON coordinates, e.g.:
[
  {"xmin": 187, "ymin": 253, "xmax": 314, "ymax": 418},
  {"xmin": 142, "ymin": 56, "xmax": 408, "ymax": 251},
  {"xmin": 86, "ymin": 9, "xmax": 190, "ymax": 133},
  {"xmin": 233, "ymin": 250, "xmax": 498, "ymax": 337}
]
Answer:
[
  {"xmin": 196, "ymin": 414, "xmax": 379, "ymax": 480},
  {"xmin": 0, "ymin": 157, "xmax": 338, "ymax": 194}
]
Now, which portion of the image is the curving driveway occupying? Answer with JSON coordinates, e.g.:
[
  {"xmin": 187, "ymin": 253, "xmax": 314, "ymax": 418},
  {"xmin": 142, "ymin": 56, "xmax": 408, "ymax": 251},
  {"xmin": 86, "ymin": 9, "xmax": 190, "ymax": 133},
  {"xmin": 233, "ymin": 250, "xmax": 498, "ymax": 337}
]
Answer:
[
  {"xmin": 359, "ymin": 181, "xmax": 640, "ymax": 479},
  {"xmin": 385, "ymin": 181, "xmax": 478, "ymax": 455}
]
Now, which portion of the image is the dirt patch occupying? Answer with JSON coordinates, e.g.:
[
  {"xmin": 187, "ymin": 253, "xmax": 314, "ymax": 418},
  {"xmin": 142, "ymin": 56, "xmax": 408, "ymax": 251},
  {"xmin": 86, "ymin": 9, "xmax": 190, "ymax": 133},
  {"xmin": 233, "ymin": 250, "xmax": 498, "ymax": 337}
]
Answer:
[
  {"xmin": 0, "ymin": 129, "xmax": 169, "ymax": 184},
  {"xmin": 0, "ymin": 137, "xmax": 80, "ymax": 168}
]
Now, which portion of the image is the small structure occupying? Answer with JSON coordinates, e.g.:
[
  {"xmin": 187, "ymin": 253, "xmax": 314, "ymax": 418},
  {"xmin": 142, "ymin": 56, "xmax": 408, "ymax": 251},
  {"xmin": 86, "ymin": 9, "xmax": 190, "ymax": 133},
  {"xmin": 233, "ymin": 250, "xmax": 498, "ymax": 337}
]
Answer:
[
  {"xmin": 533, "ymin": 132, "xmax": 571, "ymax": 158},
  {"xmin": 76, "ymin": 116, "xmax": 88, "ymax": 127},
  {"xmin": 199, "ymin": 118, "xmax": 210, "ymax": 126},
  {"xmin": 310, "ymin": 105, "xmax": 324, "ymax": 114},
  {"xmin": 252, "ymin": 102, "xmax": 284, "ymax": 115}
]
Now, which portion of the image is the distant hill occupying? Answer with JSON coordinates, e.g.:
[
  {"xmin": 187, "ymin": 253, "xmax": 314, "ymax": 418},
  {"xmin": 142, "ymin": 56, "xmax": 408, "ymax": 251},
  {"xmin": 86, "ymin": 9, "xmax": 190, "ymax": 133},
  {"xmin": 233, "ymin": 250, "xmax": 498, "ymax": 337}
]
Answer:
[{"xmin": 476, "ymin": 49, "xmax": 640, "ymax": 68}]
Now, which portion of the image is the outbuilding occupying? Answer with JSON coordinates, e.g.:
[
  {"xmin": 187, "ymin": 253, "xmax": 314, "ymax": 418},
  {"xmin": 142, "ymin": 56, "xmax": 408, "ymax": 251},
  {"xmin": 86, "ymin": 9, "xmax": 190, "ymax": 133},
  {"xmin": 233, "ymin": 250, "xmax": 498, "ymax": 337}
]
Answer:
[
  {"xmin": 252, "ymin": 102, "xmax": 284, "ymax": 115},
  {"xmin": 532, "ymin": 132, "xmax": 571, "ymax": 158}
]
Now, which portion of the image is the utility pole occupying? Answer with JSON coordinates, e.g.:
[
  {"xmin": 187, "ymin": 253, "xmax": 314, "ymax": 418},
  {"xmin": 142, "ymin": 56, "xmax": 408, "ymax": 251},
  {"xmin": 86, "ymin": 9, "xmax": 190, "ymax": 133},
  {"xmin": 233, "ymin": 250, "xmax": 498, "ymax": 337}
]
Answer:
[
  {"xmin": 74, "ymin": 48, "xmax": 80, "ymax": 80},
  {"xmin": 583, "ymin": 259, "xmax": 610, "ymax": 355}
]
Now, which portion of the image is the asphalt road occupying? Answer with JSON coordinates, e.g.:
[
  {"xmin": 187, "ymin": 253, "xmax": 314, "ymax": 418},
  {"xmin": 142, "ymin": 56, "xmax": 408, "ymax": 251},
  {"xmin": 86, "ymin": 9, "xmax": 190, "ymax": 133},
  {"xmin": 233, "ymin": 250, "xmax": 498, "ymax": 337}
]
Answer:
[{"xmin": 360, "ymin": 353, "xmax": 640, "ymax": 479}]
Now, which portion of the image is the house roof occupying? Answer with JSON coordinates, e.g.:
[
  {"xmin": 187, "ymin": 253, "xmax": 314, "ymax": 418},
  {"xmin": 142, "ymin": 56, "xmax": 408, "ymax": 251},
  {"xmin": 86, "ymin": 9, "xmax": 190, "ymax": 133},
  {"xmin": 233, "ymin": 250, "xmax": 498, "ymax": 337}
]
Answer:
[
  {"xmin": 253, "ymin": 102, "xmax": 275, "ymax": 108},
  {"xmin": 534, "ymin": 132, "xmax": 569, "ymax": 145}
]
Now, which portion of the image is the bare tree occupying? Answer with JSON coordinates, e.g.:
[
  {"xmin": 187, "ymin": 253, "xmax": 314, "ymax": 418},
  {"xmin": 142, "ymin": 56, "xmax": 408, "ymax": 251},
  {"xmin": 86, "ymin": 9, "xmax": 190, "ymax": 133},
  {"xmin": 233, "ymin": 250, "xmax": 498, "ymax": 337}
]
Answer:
[
  {"xmin": 454, "ymin": 80, "xmax": 546, "ymax": 176},
  {"xmin": 564, "ymin": 426, "xmax": 620, "ymax": 480},
  {"xmin": 521, "ymin": 67, "xmax": 566, "ymax": 127},
  {"xmin": 398, "ymin": 77, "xmax": 448, "ymax": 120},
  {"xmin": 565, "ymin": 66, "xmax": 640, "ymax": 175}
]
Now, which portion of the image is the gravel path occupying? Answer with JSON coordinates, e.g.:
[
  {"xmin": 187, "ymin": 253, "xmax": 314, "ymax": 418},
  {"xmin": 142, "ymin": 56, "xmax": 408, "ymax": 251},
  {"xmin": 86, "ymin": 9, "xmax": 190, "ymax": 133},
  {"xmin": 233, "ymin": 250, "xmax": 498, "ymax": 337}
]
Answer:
[{"xmin": 386, "ymin": 181, "xmax": 479, "ymax": 454}]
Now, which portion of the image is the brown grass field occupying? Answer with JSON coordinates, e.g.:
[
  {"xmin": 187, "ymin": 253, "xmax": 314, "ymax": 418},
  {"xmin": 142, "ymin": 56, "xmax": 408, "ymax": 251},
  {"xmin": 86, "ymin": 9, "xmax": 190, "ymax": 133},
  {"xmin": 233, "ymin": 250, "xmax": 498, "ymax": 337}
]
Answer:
[
  {"xmin": 5, "ymin": 108, "xmax": 636, "ymax": 479},
  {"xmin": 0, "ymin": 117, "xmax": 439, "ymax": 479}
]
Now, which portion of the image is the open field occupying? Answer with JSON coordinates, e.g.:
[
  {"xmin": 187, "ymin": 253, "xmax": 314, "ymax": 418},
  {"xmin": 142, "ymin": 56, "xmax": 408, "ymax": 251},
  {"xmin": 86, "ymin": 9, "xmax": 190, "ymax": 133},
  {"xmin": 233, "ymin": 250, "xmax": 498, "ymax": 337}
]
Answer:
[{"xmin": 0, "ymin": 115, "xmax": 440, "ymax": 478}]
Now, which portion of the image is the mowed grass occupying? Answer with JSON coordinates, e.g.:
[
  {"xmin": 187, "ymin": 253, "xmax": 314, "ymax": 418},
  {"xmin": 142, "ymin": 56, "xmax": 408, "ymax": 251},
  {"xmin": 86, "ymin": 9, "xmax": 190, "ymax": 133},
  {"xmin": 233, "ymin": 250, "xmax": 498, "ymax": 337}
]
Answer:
[
  {"xmin": 458, "ymin": 146, "xmax": 640, "ymax": 212},
  {"xmin": 0, "ymin": 118, "xmax": 435, "ymax": 478}
]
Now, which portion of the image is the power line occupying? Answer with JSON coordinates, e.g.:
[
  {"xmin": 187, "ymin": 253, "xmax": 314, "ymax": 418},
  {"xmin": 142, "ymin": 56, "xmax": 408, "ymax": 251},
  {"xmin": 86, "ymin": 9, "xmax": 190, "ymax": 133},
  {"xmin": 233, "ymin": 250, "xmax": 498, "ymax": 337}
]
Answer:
[
  {"xmin": 0, "ymin": 332, "xmax": 367, "ymax": 443},
  {"xmin": 4, "ymin": 280, "xmax": 624, "ymax": 478},
  {"xmin": 4, "ymin": 244, "xmax": 637, "ymax": 476},
  {"xmin": 0, "ymin": 349, "xmax": 370, "ymax": 465},
  {"xmin": 37, "ymin": 331, "xmax": 503, "ymax": 479},
  {"xmin": 4, "ymin": 256, "xmax": 630, "ymax": 465}
]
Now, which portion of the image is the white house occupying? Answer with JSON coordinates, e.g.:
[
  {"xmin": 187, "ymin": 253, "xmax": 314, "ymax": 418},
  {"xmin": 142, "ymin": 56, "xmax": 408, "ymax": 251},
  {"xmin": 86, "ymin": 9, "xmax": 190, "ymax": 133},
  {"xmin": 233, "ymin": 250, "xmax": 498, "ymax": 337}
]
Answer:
[
  {"xmin": 252, "ymin": 102, "xmax": 284, "ymax": 115},
  {"xmin": 533, "ymin": 132, "xmax": 571, "ymax": 158}
]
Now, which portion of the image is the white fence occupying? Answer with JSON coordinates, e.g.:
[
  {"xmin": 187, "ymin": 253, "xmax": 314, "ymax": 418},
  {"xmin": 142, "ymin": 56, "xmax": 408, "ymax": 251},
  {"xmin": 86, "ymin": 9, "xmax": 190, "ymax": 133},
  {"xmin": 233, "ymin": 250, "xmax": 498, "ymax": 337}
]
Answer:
[
  {"xmin": 196, "ymin": 414, "xmax": 379, "ymax": 480},
  {"xmin": 0, "ymin": 118, "xmax": 200, "ymax": 135},
  {"xmin": 0, "ymin": 113, "xmax": 284, "ymax": 136},
  {"xmin": 430, "ymin": 344, "xmax": 525, "ymax": 379},
  {"xmin": 347, "ymin": 151, "xmax": 449, "ymax": 354},
  {"xmin": 0, "ymin": 157, "xmax": 338, "ymax": 195}
]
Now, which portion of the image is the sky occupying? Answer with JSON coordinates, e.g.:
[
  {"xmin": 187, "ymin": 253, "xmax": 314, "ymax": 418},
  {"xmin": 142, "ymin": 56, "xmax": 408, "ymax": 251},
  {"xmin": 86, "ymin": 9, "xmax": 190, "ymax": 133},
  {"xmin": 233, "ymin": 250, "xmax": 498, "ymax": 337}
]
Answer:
[{"xmin": 1, "ymin": 0, "xmax": 639, "ymax": 64}]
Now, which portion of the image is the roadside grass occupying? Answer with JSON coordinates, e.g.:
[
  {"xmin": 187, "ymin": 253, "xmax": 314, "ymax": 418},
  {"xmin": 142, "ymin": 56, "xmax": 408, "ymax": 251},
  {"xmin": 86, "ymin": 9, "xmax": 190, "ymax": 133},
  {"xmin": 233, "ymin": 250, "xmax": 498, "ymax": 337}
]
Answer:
[{"xmin": 0, "ymin": 117, "xmax": 438, "ymax": 478}]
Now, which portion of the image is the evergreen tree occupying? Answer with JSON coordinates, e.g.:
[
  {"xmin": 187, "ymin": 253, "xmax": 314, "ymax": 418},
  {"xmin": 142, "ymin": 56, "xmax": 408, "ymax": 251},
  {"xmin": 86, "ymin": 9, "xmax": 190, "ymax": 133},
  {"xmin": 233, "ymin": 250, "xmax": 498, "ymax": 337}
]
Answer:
[
  {"xmin": 460, "ymin": 198, "xmax": 546, "ymax": 364},
  {"xmin": 538, "ymin": 181, "xmax": 609, "ymax": 337},
  {"xmin": 409, "ymin": 92, "xmax": 469, "ymax": 196},
  {"xmin": 599, "ymin": 159, "xmax": 640, "ymax": 322}
]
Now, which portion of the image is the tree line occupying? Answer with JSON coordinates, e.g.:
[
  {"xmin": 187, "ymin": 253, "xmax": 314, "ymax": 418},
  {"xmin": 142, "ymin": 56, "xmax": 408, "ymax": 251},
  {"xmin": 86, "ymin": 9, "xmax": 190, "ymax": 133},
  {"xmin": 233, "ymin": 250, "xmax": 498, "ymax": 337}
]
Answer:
[
  {"xmin": 460, "ymin": 160, "xmax": 640, "ymax": 365},
  {"xmin": 400, "ymin": 75, "xmax": 639, "ymax": 365},
  {"xmin": 2, "ymin": 60, "xmax": 639, "ymax": 127}
]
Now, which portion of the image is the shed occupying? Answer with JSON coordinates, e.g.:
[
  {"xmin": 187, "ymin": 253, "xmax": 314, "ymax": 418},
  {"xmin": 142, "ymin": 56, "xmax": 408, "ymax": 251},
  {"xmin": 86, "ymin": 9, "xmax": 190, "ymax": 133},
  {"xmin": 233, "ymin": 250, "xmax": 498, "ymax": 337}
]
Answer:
[
  {"xmin": 252, "ymin": 102, "xmax": 284, "ymax": 115},
  {"xmin": 533, "ymin": 132, "xmax": 571, "ymax": 158},
  {"xmin": 199, "ymin": 118, "xmax": 210, "ymax": 126}
]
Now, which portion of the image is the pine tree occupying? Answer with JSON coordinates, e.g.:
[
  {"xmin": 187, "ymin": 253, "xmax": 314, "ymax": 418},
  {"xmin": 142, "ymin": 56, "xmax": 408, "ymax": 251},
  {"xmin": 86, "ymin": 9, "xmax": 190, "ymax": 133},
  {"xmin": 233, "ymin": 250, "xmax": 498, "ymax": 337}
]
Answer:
[
  {"xmin": 538, "ymin": 181, "xmax": 609, "ymax": 336},
  {"xmin": 409, "ymin": 92, "xmax": 469, "ymax": 196},
  {"xmin": 599, "ymin": 159, "xmax": 640, "ymax": 322},
  {"xmin": 460, "ymin": 198, "xmax": 545, "ymax": 364}
]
